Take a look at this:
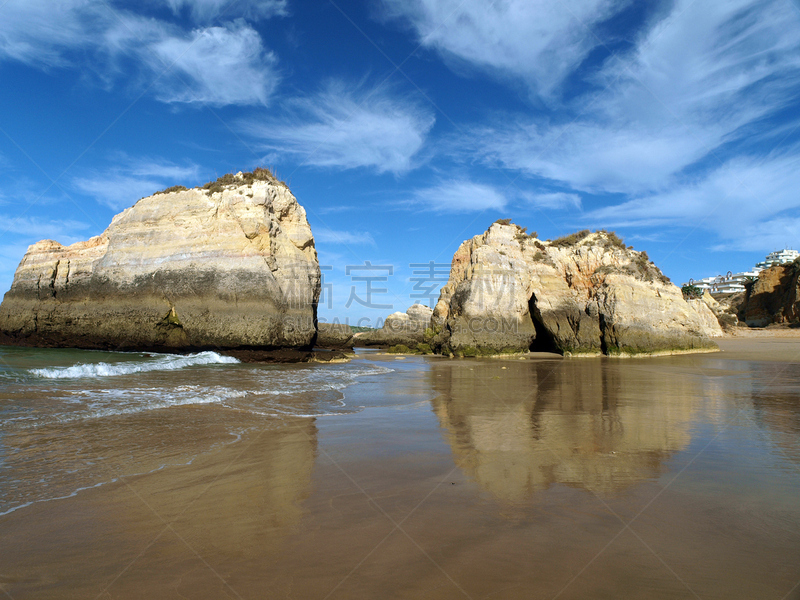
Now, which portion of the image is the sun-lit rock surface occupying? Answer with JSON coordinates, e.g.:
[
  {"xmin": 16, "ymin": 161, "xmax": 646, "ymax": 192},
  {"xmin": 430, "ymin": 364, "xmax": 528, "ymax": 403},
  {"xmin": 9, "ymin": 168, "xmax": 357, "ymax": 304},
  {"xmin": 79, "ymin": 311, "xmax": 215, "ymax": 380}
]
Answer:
[
  {"xmin": 0, "ymin": 171, "xmax": 320, "ymax": 351},
  {"xmin": 431, "ymin": 222, "xmax": 721, "ymax": 356},
  {"xmin": 738, "ymin": 262, "xmax": 800, "ymax": 327}
]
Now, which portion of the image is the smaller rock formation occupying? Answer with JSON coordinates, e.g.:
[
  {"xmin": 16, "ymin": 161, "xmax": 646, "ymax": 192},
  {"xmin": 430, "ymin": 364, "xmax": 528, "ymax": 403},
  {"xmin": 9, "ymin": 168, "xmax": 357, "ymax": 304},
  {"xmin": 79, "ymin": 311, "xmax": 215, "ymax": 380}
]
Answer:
[
  {"xmin": 692, "ymin": 291, "xmax": 740, "ymax": 330},
  {"xmin": 316, "ymin": 322, "xmax": 355, "ymax": 349},
  {"xmin": 686, "ymin": 291, "xmax": 739, "ymax": 331},
  {"xmin": 353, "ymin": 304, "xmax": 433, "ymax": 350},
  {"xmin": 737, "ymin": 261, "xmax": 800, "ymax": 327},
  {"xmin": 430, "ymin": 223, "xmax": 721, "ymax": 356}
]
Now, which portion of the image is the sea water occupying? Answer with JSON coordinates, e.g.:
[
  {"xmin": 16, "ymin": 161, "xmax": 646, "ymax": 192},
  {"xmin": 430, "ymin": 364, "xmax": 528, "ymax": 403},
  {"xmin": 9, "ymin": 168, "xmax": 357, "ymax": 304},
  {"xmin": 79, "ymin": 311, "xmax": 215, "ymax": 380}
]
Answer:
[
  {"xmin": 2, "ymin": 340, "xmax": 800, "ymax": 599},
  {"xmin": 0, "ymin": 346, "xmax": 391, "ymax": 516}
]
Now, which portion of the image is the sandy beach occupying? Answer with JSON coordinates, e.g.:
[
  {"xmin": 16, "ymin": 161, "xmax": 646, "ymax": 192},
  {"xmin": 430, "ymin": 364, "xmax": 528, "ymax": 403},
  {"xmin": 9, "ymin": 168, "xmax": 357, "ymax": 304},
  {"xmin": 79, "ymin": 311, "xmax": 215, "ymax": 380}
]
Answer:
[{"xmin": 1, "ymin": 338, "xmax": 799, "ymax": 599}]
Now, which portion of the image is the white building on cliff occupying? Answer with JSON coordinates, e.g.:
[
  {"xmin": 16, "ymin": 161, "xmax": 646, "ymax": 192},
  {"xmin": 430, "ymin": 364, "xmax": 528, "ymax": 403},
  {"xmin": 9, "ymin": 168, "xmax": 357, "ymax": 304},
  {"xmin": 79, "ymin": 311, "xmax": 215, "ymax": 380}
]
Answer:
[
  {"xmin": 755, "ymin": 249, "xmax": 799, "ymax": 270},
  {"xmin": 684, "ymin": 249, "xmax": 799, "ymax": 295}
]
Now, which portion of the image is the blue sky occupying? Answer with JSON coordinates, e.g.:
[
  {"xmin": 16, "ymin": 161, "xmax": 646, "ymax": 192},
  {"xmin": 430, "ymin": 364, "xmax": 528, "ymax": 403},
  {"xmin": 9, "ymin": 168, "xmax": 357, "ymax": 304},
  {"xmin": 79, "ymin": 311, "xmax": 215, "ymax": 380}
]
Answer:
[{"xmin": 1, "ymin": 0, "xmax": 800, "ymax": 325}]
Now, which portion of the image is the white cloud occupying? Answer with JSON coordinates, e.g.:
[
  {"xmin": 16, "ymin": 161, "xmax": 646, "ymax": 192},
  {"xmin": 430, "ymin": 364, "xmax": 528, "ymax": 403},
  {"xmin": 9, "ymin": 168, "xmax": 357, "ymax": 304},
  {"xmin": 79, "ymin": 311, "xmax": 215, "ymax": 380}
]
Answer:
[
  {"xmin": 315, "ymin": 205, "xmax": 357, "ymax": 215},
  {"xmin": 248, "ymin": 82, "xmax": 435, "ymax": 174},
  {"xmin": 523, "ymin": 192, "xmax": 582, "ymax": 210},
  {"xmin": 381, "ymin": 0, "xmax": 625, "ymax": 98},
  {"xmin": 127, "ymin": 159, "xmax": 201, "ymax": 181},
  {"xmin": 412, "ymin": 180, "xmax": 507, "ymax": 212},
  {"xmin": 0, "ymin": 0, "xmax": 107, "ymax": 67},
  {"xmin": 474, "ymin": 122, "xmax": 714, "ymax": 195},
  {"xmin": 586, "ymin": 151, "xmax": 800, "ymax": 249},
  {"xmin": 389, "ymin": 0, "xmax": 800, "ymax": 254},
  {"xmin": 313, "ymin": 228, "xmax": 376, "ymax": 246},
  {"xmin": 0, "ymin": 2, "xmax": 280, "ymax": 106},
  {"xmin": 164, "ymin": 0, "xmax": 287, "ymax": 22},
  {"xmin": 74, "ymin": 176, "xmax": 168, "ymax": 209},
  {"xmin": 147, "ymin": 22, "xmax": 279, "ymax": 106},
  {"xmin": 73, "ymin": 157, "xmax": 200, "ymax": 210},
  {"xmin": 0, "ymin": 217, "xmax": 90, "ymax": 244},
  {"xmin": 464, "ymin": 0, "xmax": 800, "ymax": 195},
  {"xmin": 712, "ymin": 217, "xmax": 800, "ymax": 253},
  {"xmin": 439, "ymin": 0, "xmax": 800, "ymax": 252}
]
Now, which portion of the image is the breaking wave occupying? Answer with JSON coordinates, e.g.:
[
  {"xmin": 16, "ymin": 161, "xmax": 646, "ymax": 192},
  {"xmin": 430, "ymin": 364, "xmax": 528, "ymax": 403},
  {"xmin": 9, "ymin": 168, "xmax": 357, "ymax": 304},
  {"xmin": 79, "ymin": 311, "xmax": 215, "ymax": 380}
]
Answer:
[{"xmin": 29, "ymin": 351, "xmax": 239, "ymax": 379}]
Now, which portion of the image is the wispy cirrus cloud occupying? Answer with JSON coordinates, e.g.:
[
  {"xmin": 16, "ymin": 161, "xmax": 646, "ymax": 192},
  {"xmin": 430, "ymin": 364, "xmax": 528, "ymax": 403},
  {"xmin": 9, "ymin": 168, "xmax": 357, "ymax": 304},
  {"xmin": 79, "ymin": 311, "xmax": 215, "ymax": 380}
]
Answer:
[
  {"xmin": 429, "ymin": 0, "xmax": 800, "ymax": 253},
  {"xmin": 0, "ymin": 216, "xmax": 90, "ymax": 244},
  {"xmin": 72, "ymin": 156, "xmax": 201, "ymax": 209},
  {"xmin": 380, "ymin": 0, "xmax": 627, "ymax": 99},
  {"xmin": 313, "ymin": 228, "xmax": 376, "ymax": 246},
  {"xmin": 462, "ymin": 0, "xmax": 800, "ymax": 196},
  {"xmin": 410, "ymin": 180, "xmax": 507, "ymax": 213},
  {"xmin": 145, "ymin": 22, "xmax": 279, "ymax": 106},
  {"xmin": 0, "ymin": 0, "xmax": 281, "ymax": 106},
  {"xmin": 522, "ymin": 192, "xmax": 582, "ymax": 210},
  {"xmin": 0, "ymin": 0, "xmax": 105, "ymax": 67},
  {"xmin": 711, "ymin": 216, "xmax": 800, "ymax": 253},
  {"xmin": 314, "ymin": 205, "xmax": 358, "ymax": 215},
  {"xmin": 246, "ymin": 81, "xmax": 435, "ymax": 174},
  {"xmin": 585, "ymin": 151, "xmax": 800, "ymax": 239},
  {"xmin": 163, "ymin": 0, "xmax": 288, "ymax": 22}
]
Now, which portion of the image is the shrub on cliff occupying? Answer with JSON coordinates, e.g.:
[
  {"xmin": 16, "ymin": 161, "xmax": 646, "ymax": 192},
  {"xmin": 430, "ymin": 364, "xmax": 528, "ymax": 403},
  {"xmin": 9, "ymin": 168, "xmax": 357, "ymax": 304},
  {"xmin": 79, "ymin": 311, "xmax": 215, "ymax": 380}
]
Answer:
[
  {"xmin": 550, "ymin": 230, "xmax": 591, "ymax": 247},
  {"xmin": 514, "ymin": 226, "xmax": 537, "ymax": 242},
  {"xmin": 203, "ymin": 167, "xmax": 288, "ymax": 194},
  {"xmin": 681, "ymin": 284, "xmax": 703, "ymax": 299},
  {"xmin": 154, "ymin": 185, "xmax": 188, "ymax": 195},
  {"xmin": 595, "ymin": 229, "xmax": 626, "ymax": 249}
]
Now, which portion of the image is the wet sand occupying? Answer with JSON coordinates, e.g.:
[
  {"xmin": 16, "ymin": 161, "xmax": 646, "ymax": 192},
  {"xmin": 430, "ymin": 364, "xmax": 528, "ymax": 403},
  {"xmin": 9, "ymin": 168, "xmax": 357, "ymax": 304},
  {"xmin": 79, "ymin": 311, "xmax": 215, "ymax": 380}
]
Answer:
[{"xmin": 2, "ymin": 340, "xmax": 800, "ymax": 599}]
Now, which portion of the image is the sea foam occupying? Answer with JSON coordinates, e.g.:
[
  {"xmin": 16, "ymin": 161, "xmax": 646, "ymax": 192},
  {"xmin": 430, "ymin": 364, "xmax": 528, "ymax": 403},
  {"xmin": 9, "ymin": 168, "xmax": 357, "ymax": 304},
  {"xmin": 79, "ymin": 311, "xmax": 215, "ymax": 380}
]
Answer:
[{"xmin": 30, "ymin": 351, "xmax": 239, "ymax": 379}]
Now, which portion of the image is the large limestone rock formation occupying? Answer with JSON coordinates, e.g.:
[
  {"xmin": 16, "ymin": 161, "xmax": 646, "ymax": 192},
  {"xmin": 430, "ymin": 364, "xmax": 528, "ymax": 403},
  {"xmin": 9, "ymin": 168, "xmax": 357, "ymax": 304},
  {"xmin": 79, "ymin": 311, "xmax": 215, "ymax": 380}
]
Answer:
[
  {"xmin": 353, "ymin": 303, "xmax": 433, "ymax": 348},
  {"xmin": 0, "ymin": 170, "xmax": 320, "ymax": 351},
  {"xmin": 738, "ymin": 262, "xmax": 800, "ymax": 327},
  {"xmin": 431, "ymin": 223, "xmax": 721, "ymax": 356}
]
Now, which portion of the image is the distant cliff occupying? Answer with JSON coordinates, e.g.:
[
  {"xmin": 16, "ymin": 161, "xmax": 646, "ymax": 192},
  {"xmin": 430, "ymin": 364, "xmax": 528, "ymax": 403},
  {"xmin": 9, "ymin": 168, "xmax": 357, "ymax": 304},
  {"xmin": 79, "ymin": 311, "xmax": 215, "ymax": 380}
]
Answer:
[
  {"xmin": 353, "ymin": 304, "xmax": 433, "ymax": 349},
  {"xmin": 738, "ymin": 261, "xmax": 800, "ymax": 327},
  {"xmin": 430, "ymin": 222, "xmax": 721, "ymax": 356},
  {"xmin": 0, "ymin": 169, "xmax": 321, "ymax": 352}
]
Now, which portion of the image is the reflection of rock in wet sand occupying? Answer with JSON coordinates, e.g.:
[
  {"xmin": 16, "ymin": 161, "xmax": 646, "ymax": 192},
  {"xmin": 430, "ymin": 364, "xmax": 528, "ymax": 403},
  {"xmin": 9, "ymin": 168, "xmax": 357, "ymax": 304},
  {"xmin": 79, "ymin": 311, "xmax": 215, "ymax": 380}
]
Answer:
[
  {"xmin": 173, "ymin": 417, "xmax": 317, "ymax": 557},
  {"xmin": 0, "ymin": 415, "xmax": 318, "ymax": 598},
  {"xmin": 748, "ymin": 361, "xmax": 800, "ymax": 464},
  {"xmin": 431, "ymin": 359, "xmax": 701, "ymax": 502}
]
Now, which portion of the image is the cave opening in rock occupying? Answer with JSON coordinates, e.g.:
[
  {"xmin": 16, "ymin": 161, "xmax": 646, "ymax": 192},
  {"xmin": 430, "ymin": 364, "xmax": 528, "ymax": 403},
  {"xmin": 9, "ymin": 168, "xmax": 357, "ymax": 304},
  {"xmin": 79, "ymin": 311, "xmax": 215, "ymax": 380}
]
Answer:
[{"xmin": 528, "ymin": 293, "xmax": 559, "ymax": 353}]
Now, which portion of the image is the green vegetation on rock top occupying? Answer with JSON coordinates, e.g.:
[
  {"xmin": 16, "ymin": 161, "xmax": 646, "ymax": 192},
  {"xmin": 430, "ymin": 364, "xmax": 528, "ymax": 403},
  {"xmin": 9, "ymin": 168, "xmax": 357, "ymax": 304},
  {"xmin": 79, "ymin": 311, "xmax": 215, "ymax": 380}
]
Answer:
[{"xmin": 203, "ymin": 167, "xmax": 288, "ymax": 194}]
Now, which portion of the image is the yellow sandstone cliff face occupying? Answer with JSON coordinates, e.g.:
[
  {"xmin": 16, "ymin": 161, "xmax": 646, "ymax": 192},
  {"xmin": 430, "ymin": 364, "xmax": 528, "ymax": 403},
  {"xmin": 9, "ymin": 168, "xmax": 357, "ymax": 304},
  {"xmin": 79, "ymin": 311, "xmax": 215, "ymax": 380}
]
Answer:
[
  {"xmin": 739, "ymin": 263, "xmax": 800, "ymax": 326},
  {"xmin": 431, "ymin": 223, "xmax": 721, "ymax": 356},
  {"xmin": 0, "ymin": 174, "xmax": 320, "ymax": 351}
]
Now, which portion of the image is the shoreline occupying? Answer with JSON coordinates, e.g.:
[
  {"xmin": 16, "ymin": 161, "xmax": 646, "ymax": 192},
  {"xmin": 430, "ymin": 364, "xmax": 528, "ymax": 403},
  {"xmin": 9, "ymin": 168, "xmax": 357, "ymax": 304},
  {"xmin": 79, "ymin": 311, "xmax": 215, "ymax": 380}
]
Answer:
[
  {"xmin": 722, "ymin": 325, "xmax": 800, "ymax": 337},
  {"xmin": 1, "ymin": 337, "xmax": 799, "ymax": 599}
]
